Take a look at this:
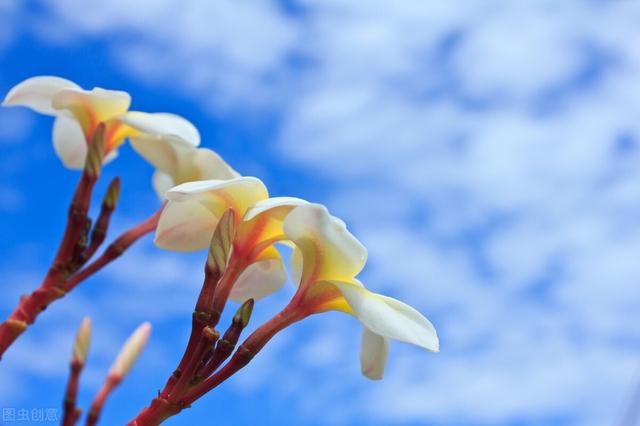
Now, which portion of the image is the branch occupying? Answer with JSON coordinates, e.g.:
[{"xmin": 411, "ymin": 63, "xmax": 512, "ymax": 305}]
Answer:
[
  {"xmin": 62, "ymin": 360, "xmax": 84, "ymax": 426},
  {"xmin": 65, "ymin": 208, "xmax": 162, "ymax": 293},
  {"xmin": 86, "ymin": 375, "xmax": 120, "ymax": 426}
]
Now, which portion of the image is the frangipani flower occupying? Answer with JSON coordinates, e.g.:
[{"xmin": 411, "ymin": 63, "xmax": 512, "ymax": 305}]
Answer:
[
  {"xmin": 283, "ymin": 203, "xmax": 439, "ymax": 380},
  {"xmin": 2, "ymin": 76, "xmax": 200, "ymax": 171},
  {"xmin": 155, "ymin": 176, "xmax": 307, "ymax": 302},
  {"xmin": 119, "ymin": 112, "xmax": 239, "ymax": 199}
]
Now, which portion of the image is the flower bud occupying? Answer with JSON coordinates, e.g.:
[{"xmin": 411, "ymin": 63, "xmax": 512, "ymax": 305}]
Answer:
[
  {"xmin": 72, "ymin": 317, "xmax": 92, "ymax": 364},
  {"xmin": 108, "ymin": 322, "xmax": 151, "ymax": 378},
  {"xmin": 102, "ymin": 177, "xmax": 121, "ymax": 211},
  {"xmin": 233, "ymin": 299, "xmax": 254, "ymax": 328},
  {"xmin": 207, "ymin": 209, "xmax": 236, "ymax": 275}
]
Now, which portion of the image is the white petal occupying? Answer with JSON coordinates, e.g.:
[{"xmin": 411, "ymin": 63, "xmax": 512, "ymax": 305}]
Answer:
[
  {"xmin": 130, "ymin": 135, "xmax": 184, "ymax": 177},
  {"xmin": 154, "ymin": 199, "xmax": 218, "ymax": 252},
  {"xmin": 2, "ymin": 76, "xmax": 80, "ymax": 115},
  {"xmin": 283, "ymin": 204, "xmax": 367, "ymax": 283},
  {"xmin": 119, "ymin": 111, "xmax": 200, "ymax": 146},
  {"xmin": 192, "ymin": 148, "xmax": 240, "ymax": 180},
  {"xmin": 240, "ymin": 197, "xmax": 309, "ymax": 252},
  {"xmin": 152, "ymin": 170, "xmax": 176, "ymax": 200},
  {"xmin": 229, "ymin": 258, "xmax": 287, "ymax": 302},
  {"xmin": 52, "ymin": 87, "xmax": 131, "ymax": 133},
  {"xmin": 328, "ymin": 280, "xmax": 439, "ymax": 352},
  {"xmin": 244, "ymin": 197, "xmax": 308, "ymax": 222},
  {"xmin": 52, "ymin": 114, "xmax": 87, "ymax": 169},
  {"xmin": 167, "ymin": 177, "xmax": 268, "ymax": 218},
  {"xmin": 360, "ymin": 328, "xmax": 389, "ymax": 380}
]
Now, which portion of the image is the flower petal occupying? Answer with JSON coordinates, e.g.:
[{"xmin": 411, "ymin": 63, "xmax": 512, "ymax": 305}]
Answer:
[
  {"xmin": 2, "ymin": 76, "xmax": 80, "ymax": 115},
  {"xmin": 240, "ymin": 197, "xmax": 308, "ymax": 252},
  {"xmin": 327, "ymin": 280, "xmax": 439, "ymax": 352},
  {"xmin": 131, "ymin": 136, "xmax": 238, "ymax": 188},
  {"xmin": 192, "ymin": 148, "xmax": 240, "ymax": 181},
  {"xmin": 52, "ymin": 114, "xmax": 88, "ymax": 169},
  {"xmin": 167, "ymin": 177, "xmax": 268, "ymax": 219},
  {"xmin": 119, "ymin": 111, "xmax": 200, "ymax": 146},
  {"xmin": 52, "ymin": 87, "xmax": 131, "ymax": 137},
  {"xmin": 152, "ymin": 170, "xmax": 176, "ymax": 200},
  {"xmin": 155, "ymin": 199, "xmax": 218, "ymax": 252},
  {"xmin": 283, "ymin": 204, "xmax": 367, "ymax": 285},
  {"xmin": 360, "ymin": 328, "xmax": 389, "ymax": 380},
  {"xmin": 244, "ymin": 197, "xmax": 308, "ymax": 222},
  {"xmin": 130, "ymin": 134, "xmax": 184, "ymax": 178},
  {"xmin": 229, "ymin": 257, "xmax": 287, "ymax": 302}
]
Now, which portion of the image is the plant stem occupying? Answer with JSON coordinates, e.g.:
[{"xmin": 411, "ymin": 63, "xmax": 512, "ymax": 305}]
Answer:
[
  {"xmin": 182, "ymin": 307, "xmax": 299, "ymax": 406},
  {"xmin": 62, "ymin": 360, "xmax": 84, "ymax": 426},
  {"xmin": 0, "ymin": 204, "xmax": 161, "ymax": 359},
  {"xmin": 86, "ymin": 374, "xmax": 121, "ymax": 426},
  {"xmin": 65, "ymin": 209, "xmax": 162, "ymax": 292},
  {"xmin": 126, "ymin": 397, "xmax": 181, "ymax": 426},
  {"xmin": 0, "ymin": 170, "xmax": 96, "ymax": 359}
]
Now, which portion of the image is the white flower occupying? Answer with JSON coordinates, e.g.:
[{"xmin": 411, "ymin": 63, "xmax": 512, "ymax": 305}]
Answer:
[
  {"xmin": 2, "ymin": 76, "xmax": 202, "ymax": 172},
  {"xmin": 283, "ymin": 203, "xmax": 439, "ymax": 380}
]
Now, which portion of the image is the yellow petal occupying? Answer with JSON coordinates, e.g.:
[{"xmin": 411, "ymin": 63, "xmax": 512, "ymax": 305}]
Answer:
[
  {"xmin": 167, "ymin": 177, "xmax": 268, "ymax": 221},
  {"xmin": 239, "ymin": 197, "xmax": 308, "ymax": 256},
  {"xmin": 283, "ymin": 204, "xmax": 367, "ymax": 285},
  {"xmin": 52, "ymin": 87, "xmax": 130, "ymax": 140}
]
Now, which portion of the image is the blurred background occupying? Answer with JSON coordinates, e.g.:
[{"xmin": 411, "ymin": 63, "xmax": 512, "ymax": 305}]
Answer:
[{"xmin": 0, "ymin": 1, "xmax": 639, "ymax": 425}]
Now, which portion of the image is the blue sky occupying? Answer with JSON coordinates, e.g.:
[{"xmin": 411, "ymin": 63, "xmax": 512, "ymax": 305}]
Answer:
[{"xmin": 1, "ymin": 1, "xmax": 640, "ymax": 425}]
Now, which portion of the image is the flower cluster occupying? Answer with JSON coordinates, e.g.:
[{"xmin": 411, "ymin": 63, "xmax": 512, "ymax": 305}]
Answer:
[{"xmin": 1, "ymin": 76, "xmax": 439, "ymax": 425}]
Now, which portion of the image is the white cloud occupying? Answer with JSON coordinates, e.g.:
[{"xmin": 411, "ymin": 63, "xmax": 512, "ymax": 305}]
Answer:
[
  {"xmin": 273, "ymin": 1, "xmax": 640, "ymax": 424},
  {"xmin": 31, "ymin": 0, "xmax": 300, "ymax": 113}
]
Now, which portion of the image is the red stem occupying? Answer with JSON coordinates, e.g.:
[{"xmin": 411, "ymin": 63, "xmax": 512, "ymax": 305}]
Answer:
[
  {"xmin": 0, "ymin": 171, "xmax": 95, "ymax": 358},
  {"xmin": 62, "ymin": 360, "xmax": 84, "ymax": 426},
  {"xmin": 0, "ymin": 203, "xmax": 161, "ymax": 359},
  {"xmin": 129, "ymin": 306, "xmax": 300, "ymax": 426},
  {"xmin": 182, "ymin": 306, "xmax": 300, "ymax": 406},
  {"xmin": 86, "ymin": 374, "xmax": 121, "ymax": 426},
  {"xmin": 65, "ymin": 209, "xmax": 162, "ymax": 292},
  {"xmin": 126, "ymin": 397, "xmax": 181, "ymax": 426}
]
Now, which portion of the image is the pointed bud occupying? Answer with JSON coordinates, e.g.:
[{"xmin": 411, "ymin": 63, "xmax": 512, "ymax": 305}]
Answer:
[
  {"xmin": 72, "ymin": 317, "xmax": 92, "ymax": 364},
  {"xmin": 84, "ymin": 124, "xmax": 106, "ymax": 178},
  {"xmin": 102, "ymin": 177, "xmax": 121, "ymax": 210},
  {"xmin": 207, "ymin": 209, "xmax": 237, "ymax": 275},
  {"xmin": 233, "ymin": 299, "xmax": 254, "ymax": 328},
  {"xmin": 108, "ymin": 322, "xmax": 151, "ymax": 378}
]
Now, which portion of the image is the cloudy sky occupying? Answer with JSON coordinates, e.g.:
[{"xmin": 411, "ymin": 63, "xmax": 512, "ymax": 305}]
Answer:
[{"xmin": 1, "ymin": 1, "xmax": 639, "ymax": 425}]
